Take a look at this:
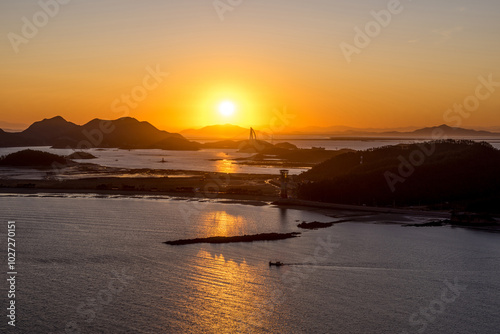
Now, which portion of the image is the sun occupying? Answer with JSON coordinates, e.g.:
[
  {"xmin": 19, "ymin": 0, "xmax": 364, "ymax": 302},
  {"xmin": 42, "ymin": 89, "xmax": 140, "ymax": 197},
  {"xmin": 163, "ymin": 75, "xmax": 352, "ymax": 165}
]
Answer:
[{"xmin": 218, "ymin": 101, "xmax": 236, "ymax": 117}]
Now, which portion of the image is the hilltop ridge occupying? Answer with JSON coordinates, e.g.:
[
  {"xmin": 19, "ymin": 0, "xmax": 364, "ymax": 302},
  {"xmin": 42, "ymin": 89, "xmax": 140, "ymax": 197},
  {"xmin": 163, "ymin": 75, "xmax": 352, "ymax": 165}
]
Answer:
[
  {"xmin": 0, "ymin": 116, "xmax": 199, "ymax": 150},
  {"xmin": 298, "ymin": 140, "xmax": 500, "ymax": 213}
]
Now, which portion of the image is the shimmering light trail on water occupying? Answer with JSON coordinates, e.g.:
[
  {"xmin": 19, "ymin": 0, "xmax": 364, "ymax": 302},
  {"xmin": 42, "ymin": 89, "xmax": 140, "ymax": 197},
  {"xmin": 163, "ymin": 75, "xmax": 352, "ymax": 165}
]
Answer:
[{"xmin": 1, "ymin": 195, "xmax": 500, "ymax": 333}]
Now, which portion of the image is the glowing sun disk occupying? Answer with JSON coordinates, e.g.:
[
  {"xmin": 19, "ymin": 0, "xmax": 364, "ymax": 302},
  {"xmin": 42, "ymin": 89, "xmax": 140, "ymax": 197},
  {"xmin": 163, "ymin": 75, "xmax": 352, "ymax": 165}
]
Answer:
[{"xmin": 218, "ymin": 101, "xmax": 236, "ymax": 116}]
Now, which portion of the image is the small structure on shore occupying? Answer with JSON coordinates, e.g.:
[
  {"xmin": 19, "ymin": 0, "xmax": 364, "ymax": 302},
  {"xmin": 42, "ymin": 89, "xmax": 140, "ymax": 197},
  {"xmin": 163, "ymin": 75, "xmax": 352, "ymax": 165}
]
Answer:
[{"xmin": 280, "ymin": 169, "xmax": 289, "ymax": 199}]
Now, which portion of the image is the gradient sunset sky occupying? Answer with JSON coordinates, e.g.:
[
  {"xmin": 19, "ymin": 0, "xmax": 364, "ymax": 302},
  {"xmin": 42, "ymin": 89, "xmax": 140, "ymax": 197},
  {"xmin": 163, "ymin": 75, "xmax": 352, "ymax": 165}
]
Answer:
[{"xmin": 1, "ymin": 0, "xmax": 499, "ymax": 132}]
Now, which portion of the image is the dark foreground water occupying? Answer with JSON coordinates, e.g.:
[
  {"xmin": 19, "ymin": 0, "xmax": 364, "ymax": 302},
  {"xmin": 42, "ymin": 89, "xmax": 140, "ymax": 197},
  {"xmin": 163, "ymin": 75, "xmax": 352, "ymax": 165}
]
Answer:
[{"xmin": 1, "ymin": 194, "xmax": 499, "ymax": 333}]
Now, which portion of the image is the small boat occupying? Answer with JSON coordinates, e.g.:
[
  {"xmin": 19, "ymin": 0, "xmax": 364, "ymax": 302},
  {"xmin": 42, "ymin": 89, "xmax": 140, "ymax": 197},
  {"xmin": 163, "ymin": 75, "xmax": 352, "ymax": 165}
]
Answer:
[
  {"xmin": 160, "ymin": 158, "xmax": 166, "ymax": 163},
  {"xmin": 269, "ymin": 261, "xmax": 283, "ymax": 267}
]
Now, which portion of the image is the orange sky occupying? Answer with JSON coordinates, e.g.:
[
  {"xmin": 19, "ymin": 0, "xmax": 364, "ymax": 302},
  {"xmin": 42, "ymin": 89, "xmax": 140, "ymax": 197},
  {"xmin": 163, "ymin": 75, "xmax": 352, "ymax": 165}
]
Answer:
[{"xmin": 1, "ymin": 1, "xmax": 499, "ymax": 132}]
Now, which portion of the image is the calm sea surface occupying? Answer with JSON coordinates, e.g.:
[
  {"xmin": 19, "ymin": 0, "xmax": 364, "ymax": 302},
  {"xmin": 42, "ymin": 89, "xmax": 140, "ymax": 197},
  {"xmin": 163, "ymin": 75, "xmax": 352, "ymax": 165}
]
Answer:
[{"xmin": 1, "ymin": 194, "xmax": 500, "ymax": 333}]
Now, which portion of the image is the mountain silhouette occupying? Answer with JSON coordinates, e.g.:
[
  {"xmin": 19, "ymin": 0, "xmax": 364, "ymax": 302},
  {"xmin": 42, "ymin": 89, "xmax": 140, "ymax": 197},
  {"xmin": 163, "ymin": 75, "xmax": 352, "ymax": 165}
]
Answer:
[
  {"xmin": 407, "ymin": 124, "xmax": 498, "ymax": 137},
  {"xmin": 0, "ymin": 116, "xmax": 200, "ymax": 150},
  {"xmin": 287, "ymin": 124, "xmax": 500, "ymax": 137},
  {"xmin": 21, "ymin": 116, "xmax": 80, "ymax": 143},
  {"xmin": 328, "ymin": 124, "xmax": 500, "ymax": 138}
]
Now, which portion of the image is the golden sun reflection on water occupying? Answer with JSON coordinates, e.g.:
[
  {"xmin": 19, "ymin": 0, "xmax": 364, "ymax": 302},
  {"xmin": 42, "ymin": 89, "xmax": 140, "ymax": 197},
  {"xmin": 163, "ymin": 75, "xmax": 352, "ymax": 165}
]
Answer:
[
  {"xmin": 181, "ymin": 211, "xmax": 285, "ymax": 332},
  {"xmin": 215, "ymin": 152, "xmax": 237, "ymax": 174},
  {"xmin": 187, "ymin": 250, "xmax": 268, "ymax": 333},
  {"xmin": 198, "ymin": 211, "xmax": 247, "ymax": 237}
]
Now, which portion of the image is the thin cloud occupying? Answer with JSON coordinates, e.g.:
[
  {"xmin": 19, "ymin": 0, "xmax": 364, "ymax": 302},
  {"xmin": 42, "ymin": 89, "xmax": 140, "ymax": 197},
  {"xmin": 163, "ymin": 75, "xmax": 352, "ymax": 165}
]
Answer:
[{"xmin": 432, "ymin": 26, "xmax": 463, "ymax": 41}]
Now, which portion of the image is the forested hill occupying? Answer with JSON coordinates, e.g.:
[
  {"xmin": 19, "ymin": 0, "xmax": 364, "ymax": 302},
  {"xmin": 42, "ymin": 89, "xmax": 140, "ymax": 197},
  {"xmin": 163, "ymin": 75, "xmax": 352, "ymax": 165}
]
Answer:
[{"xmin": 298, "ymin": 140, "xmax": 500, "ymax": 212}]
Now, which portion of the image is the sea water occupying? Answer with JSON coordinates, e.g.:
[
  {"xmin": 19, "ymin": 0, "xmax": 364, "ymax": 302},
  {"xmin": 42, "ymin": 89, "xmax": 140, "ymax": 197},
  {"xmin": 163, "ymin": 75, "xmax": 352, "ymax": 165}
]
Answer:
[{"xmin": 1, "ymin": 194, "xmax": 499, "ymax": 333}]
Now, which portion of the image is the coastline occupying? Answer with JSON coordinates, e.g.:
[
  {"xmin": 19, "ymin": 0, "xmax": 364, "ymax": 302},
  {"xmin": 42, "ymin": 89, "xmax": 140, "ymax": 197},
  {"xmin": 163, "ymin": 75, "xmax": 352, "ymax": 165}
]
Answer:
[
  {"xmin": 0, "ymin": 172, "xmax": 279, "ymax": 201},
  {"xmin": 273, "ymin": 198, "xmax": 451, "ymax": 218},
  {"xmin": 3, "ymin": 175, "xmax": 500, "ymax": 232},
  {"xmin": 0, "ymin": 173, "xmax": 451, "ymax": 220}
]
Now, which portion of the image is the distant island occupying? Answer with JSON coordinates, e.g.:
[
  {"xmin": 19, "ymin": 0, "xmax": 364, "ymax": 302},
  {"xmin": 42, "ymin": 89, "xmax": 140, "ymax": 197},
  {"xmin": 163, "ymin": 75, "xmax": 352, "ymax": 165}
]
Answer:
[
  {"xmin": 164, "ymin": 232, "xmax": 301, "ymax": 245},
  {"xmin": 273, "ymin": 124, "xmax": 500, "ymax": 138},
  {"xmin": 0, "ymin": 149, "xmax": 74, "ymax": 167},
  {"xmin": 0, "ymin": 149, "xmax": 99, "ymax": 167},
  {"xmin": 327, "ymin": 124, "xmax": 500, "ymax": 139}
]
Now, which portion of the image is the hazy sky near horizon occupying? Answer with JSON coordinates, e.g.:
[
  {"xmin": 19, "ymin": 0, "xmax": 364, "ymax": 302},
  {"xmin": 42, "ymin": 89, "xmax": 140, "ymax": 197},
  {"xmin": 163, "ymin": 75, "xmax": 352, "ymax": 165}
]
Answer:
[{"xmin": 1, "ymin": 0, "xmax": 499, "ymax": 132}]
